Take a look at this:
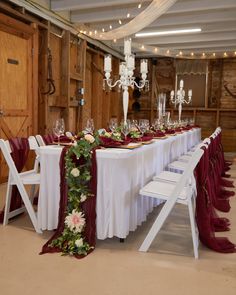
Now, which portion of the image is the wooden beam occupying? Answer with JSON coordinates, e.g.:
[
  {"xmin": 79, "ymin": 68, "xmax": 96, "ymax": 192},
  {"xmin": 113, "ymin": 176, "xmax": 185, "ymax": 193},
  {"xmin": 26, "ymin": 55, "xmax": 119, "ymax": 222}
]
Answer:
[
  {"xmin": 61, "ymin": 30, "xmax": 70, "ymax": 129},
  {"xmin": 51, "ymin": 0, "xmax": 146, "ymax": 11},
  {"xmin": 31, "ymin": 23, "xmax": 39, "ymax": 134},
  {"xmin": 71, "ymin": 0, "xmax": 236, "ymax": 23}
]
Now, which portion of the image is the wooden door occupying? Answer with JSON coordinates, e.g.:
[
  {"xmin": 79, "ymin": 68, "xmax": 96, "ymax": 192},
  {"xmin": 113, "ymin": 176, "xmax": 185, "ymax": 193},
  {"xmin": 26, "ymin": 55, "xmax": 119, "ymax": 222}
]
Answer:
[{"xmin": 0, "ymin": 14, "xmax": 38, "ymax": 182}]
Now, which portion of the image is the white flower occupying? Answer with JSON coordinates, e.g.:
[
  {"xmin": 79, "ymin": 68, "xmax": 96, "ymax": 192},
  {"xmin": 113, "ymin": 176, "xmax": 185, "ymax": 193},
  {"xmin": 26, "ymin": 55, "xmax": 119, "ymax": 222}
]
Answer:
[
  {"xmin": 84, "ymin": 134, "xmax": 95, "ymax": 144},
  {"xmin": 71, "ymin": 168, "xmax": 80, "ymax": 177},
  {"xmin": 80, "ymin": 194, "xmax": 87, "ymax": 202},
  {"xmin": 65, "ymin": 209, "xmax": 85, "ymax": 233},
  {"xmin": 73, "ymin": 141, "xmax": 77, "ymax": 146},
  {"xmin": 104, "ymin": 132, "xmax": 111, "ymax": 138},
  {"xmin": 75, "ymin": 238, "xmax": 84, "ymax": 248}
]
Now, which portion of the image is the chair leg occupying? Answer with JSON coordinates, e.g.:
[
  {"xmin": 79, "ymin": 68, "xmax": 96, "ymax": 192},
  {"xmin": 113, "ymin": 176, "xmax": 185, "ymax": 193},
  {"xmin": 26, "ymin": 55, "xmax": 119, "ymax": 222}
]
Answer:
[
  {"xmin": 3, "ymin": 182, "xmax": 13, "ymax": 226},
  {"xmin": 188, "ymin": 197, "xmax": 199, "ymax": 259},
  {"xmin": 139, "ymin": 195, "xmax": 178, "ymax": 252},
  {"xmin": 29, "ymin": 185, "xmax": 36, "ymax": 204},
  {"xmin": 17, "ymin": 183, "xmax": 42, "ymax": 234}
]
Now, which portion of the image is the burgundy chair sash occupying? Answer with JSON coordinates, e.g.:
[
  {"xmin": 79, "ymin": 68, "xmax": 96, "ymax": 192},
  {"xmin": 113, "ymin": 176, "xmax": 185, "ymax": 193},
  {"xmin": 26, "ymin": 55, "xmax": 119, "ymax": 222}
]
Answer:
[{"xmin": 195, "ymin": 146, "xmax": 236, "ymax": 253}]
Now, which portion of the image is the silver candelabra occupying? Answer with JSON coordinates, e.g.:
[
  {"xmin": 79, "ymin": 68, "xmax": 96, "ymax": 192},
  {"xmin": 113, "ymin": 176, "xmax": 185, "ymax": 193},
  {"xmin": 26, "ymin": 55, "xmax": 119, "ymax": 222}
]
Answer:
[
  {"xmin": 170, "ymin": 80, "xmax": 192, "ymax": 122},
  {"xmin": 104, "ymin": 38, "xmax": 149, "ymax": 124}
]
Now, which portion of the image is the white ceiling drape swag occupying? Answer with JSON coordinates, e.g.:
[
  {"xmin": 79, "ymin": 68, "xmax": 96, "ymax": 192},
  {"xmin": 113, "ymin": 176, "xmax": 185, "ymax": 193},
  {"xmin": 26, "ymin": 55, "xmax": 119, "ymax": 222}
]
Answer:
[
  {"xmin": 175, "ymin": 60, "xmax": 208, "ymax": 75},
  {"xmin": 95, "ymin": 0, "xmax": 178, "ymax": 40}
]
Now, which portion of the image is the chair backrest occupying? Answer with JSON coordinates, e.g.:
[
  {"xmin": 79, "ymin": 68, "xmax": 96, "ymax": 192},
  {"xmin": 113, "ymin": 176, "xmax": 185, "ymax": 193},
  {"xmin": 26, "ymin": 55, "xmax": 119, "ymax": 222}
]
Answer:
[
  {"xmin": 0, "ymin": 139, "xmax": 22, "ymax": 182},
  {"xmin": 28, "ymin": 136, "xmax": 40, "ymax": 150},
  {"xmin": 35, "ymin": 135, "xmax": 46, "ymax": 146},
  {"xmin": 173, "ymin": 147, "xmax": 204, "ymax": 199}
]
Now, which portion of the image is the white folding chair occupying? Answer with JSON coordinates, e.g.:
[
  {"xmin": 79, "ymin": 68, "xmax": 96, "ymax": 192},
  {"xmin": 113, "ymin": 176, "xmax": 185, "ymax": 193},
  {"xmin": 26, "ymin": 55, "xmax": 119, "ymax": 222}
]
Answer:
[
  {"xmin": 139, "ymin": 148, "xmax": 204, "ymax": 258},
  {"xmin": 35, "ymin": 134, "xmax": 46, "ymax": 147},
  {"xmin": 0, "ymin": 139, "xmax": 42, "ymax": 233},
  {"xmin": 168, "ymin": 138, "xmax": 210, "ymax": 172}
]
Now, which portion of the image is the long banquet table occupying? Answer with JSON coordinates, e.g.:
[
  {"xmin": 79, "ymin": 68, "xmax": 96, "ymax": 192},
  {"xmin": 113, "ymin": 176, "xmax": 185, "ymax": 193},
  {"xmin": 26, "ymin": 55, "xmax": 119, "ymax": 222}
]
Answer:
[{"xmin": 37, "ymin": 128, "xmax": 201, "ymax": 239}]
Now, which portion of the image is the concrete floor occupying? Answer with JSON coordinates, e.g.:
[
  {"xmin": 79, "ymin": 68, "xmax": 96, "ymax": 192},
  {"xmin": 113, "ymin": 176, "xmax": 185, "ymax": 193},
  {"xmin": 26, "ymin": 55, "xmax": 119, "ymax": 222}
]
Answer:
[{"xmin": 0, "ymin": 156, "xmax": 236, "ymax": 295}]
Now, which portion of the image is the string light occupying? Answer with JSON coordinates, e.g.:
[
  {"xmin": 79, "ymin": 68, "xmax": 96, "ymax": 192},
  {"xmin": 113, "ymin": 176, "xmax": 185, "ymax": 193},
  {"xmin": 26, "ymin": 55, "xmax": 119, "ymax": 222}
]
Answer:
[
  {"xmin": 119, "ymin": 20, "xmax": 122, "ymax": 25},
  {"xmin": 127, "ymin": 13, "xmax": 130, "ymax": 18},
  {"xmin": 102, "ymin": 28, "xmax": 105, "ymax": 32},
  {"xmin": 166, "ymin": 49, "xmax": 170, "ymax": 54},
  {"xmin": 213, "ymin": 53, "xmax": 216, "ymax": 57},
  {"xmin": 109, "ymin": 25, "xmax": 113, "ymax": 29},
  {"xmin": 94, "ymin": 30, "xmax": 97, "ymax": 35},
  {"xmin": 113, "ymin": 39, "xmax": 117, "ymax": 43},
  {"xmin": 234, "ymin": 51, "xmax": 236, "ymax": 55},
  {"xmin": 138, "ymin": 3, "xmax": 142, "ymax": 8},
  {"xmin": 191, "ymin": 52, "xmax": 194, "ymax": 56},
  {"xmin": 83, "ymin": 31, "xmax": 87, "ymax": 34},
  {"xmin": 179, "ymin": 51, "xmax": 183, "ymax": 56},
  {"xmin": 89, "ymin": 31, "xmax": 92, "ymax": 36},
  {"xmin": 202, "ymin": 52, "xmax": 205, "ymax": 57},
  {"xmin": 154, "ymin": 48, "xmax": 158, "ymax": 52},
  {"xmin": 141, "ymin": 45, "xmax": 145, "ymax": 50},
  {"xmin": 224, "ymin": 52, "xmax": 227, "ymax": 57}
]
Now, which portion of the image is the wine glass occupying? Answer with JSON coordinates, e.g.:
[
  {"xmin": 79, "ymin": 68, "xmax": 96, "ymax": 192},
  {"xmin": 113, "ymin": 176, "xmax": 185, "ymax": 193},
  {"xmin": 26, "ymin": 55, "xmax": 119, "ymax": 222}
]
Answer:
[
  {"xmin": 85, "ymin": 118, "xmax": 94, "ymax": 134},
  {"xmin": 152, "ymin": 118, "xmax": 160, "ymax": 132},
  {"xmin": 121, "ymin": 120, "xmax": 130, "ymax": 141},
  {"xmin": 138, "ymin": 119, "xmax": 147, "ymax": 137},
  {"xmin": 53, "ymin": 118, "xmax": 65, "ymax": 145},
  {"xmin": 109, "ymin": 118, "xmax": 118, "ymax": 133}
]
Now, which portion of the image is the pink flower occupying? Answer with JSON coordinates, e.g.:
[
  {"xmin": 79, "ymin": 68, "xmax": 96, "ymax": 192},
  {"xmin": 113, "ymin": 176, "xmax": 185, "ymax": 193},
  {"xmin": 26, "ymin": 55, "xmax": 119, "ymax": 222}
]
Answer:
[{"xmin": 65, "ymin": 209, "xmax": 86, "ymax": 233}]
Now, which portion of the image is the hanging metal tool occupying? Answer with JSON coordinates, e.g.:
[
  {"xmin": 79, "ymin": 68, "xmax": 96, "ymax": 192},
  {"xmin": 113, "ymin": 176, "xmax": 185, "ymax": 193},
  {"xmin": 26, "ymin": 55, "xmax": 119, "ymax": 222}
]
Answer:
[{"xmin": 42, "ymin": 48, "xmax": 56, "ymax": 95}]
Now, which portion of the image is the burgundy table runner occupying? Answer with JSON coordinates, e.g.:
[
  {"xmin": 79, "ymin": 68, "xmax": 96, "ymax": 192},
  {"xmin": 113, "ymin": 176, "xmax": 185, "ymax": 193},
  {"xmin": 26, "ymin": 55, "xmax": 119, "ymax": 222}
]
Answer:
[{"xmin": 41, "ymin": 146, "xmax": 98, "ymax": 258}]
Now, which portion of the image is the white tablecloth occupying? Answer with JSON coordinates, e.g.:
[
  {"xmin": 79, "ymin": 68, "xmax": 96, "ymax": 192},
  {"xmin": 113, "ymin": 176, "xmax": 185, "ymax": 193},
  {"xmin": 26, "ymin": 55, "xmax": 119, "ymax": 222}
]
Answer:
[{"xmin": 37, "ymin": 128, "xmax": 201, "ymax": 239}]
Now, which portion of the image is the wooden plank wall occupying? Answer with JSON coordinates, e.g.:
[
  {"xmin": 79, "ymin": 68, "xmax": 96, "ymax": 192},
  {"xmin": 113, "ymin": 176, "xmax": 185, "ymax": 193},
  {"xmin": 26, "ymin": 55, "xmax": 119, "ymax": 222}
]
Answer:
[
  {"xmin": 128, "ymin": 57, "xmax": 236, "ymax": 152},
  {"xmin": 37, "ymin": 24, "xmax": 123, "ymax": 134}
]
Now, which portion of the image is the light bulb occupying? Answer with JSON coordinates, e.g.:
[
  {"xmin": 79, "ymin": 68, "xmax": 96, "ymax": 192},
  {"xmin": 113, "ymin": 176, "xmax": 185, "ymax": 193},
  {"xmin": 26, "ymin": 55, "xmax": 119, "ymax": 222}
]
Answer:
[
  {"xmin": 127, "ymin": 13, "xmax": 130, "ymax": 18},
  {"xmin": 138, "ymin": 3, "xmax": 142, "ymax": 9},
  {"xmin": 119, "ymin": 20, "xmax": 122, "ymax": 25}
]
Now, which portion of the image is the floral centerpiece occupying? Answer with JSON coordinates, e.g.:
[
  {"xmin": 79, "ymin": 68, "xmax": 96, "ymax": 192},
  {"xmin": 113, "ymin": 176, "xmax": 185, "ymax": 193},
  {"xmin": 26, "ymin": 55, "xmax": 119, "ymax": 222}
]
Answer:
[{"xmin": 49, "ymin": 132, "xmax": 100, "ymax": 257}]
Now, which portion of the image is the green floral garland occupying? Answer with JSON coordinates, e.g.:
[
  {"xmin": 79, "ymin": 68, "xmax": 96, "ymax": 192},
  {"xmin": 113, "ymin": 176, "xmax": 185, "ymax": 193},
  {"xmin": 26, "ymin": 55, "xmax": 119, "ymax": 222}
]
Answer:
[{"xmin": 50, "ymin": 133, "xmax": 100, "ymax": 256}]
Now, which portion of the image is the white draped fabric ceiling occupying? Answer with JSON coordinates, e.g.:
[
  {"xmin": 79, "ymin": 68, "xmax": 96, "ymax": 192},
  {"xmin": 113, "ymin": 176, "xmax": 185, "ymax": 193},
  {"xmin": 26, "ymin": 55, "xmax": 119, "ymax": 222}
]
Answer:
[{"xmin": 95, "ymin": 0, "xmax": 178, "ymax": 40}]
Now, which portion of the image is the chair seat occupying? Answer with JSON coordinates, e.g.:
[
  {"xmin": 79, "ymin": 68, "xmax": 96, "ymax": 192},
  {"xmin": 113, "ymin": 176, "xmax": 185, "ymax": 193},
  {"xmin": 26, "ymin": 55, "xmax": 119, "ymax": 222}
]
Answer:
[
  {"xmin": 153, "ymin": 171, "xmax": 182, "ymax": 183},
  {"xmin": 11, "ymin": 171, "xmax": 40, "ymax": 185},
  {"xmin": 178, "ymin": 155, "xmax": 192, "ymax": 162},
  {"xmin": 187, "ymin": 150, "xmax": 195, "ymax": 156},
  {"xmin": 168, "ymin": 160, "xmax": 188, "ymax": 171},
  {"xmin": 140, "ymin": 181, "xmax": 189, "ymax": 204}
]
